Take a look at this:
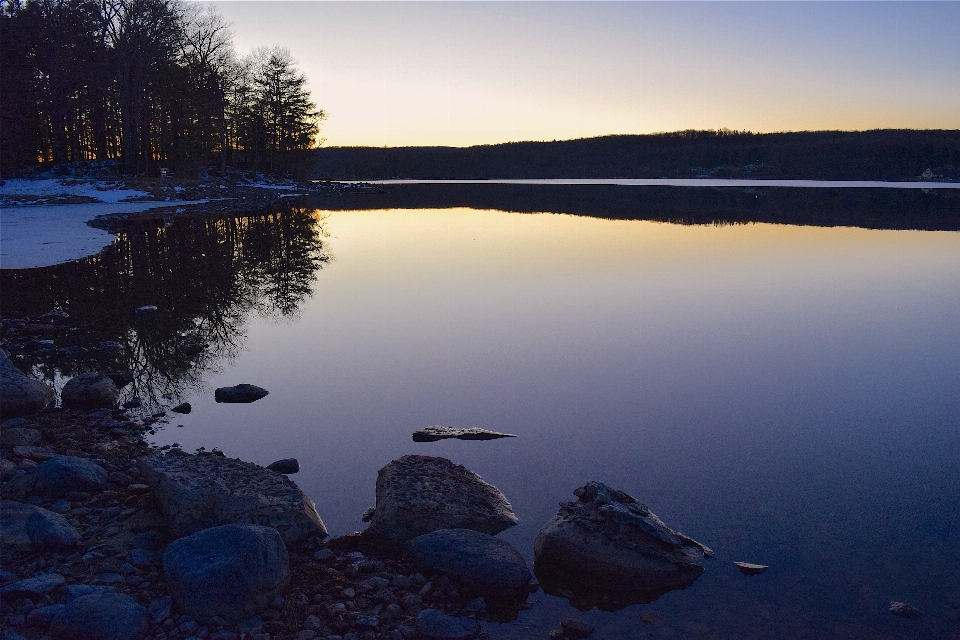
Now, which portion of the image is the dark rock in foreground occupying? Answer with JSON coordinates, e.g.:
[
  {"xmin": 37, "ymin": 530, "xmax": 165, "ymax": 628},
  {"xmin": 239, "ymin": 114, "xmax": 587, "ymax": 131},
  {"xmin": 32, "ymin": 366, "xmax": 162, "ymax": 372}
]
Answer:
[
  {"xmin": 366, "ymin": 455, "xmax": 518, "ymax": 546},
  {"xmin": 734, "ymin": 561, "xmax": 768, "ymax": 576},
  {"xmin": 50, "ymin": 591, "xmax": 147, "ymax": 640},
  {"xmin": 214, "ymin": 383, "xmax": 269, "ymax": 403},
  {"xmin": 890, "ymin": 601, "xmax": 922, "ymax": 619},
  {"xmin": 416, "ymin": 608, "xmax": 481, "ymax": 640},
  {"xmin": 0, "ymin": 349, "xmax": 55, "ymax": 418},
  {"xmin": 533, "ymin": 481, "xmax": 712, "ymax": 611},
  {"xmin": 407, "ymin": 528, "xmax": 531, "ymax": 598},
  {"xmin": 267, "ymin": 458, "xmax": 299, "ymax": 474},
  {"xmin": 162, "ymin": 524, "xmax": 290, "ymax": 625},
  {"xmin": 138, "ymin": 453, "xmax": 327, "ymax": 546},
  {"xmin": 60, "ymin": 372, "xmax": 119, "ymax": 410},
  {"xmin": 412, "ymin": 425, "xmax": 517, "ymax": 442}
]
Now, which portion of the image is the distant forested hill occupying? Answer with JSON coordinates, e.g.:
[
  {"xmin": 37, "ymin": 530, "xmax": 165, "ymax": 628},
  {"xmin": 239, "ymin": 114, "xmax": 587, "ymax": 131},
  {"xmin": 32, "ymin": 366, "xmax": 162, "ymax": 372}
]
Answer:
[{"xmin": 311, "ymin": 130, "xmax": 960, "ymax": 181}]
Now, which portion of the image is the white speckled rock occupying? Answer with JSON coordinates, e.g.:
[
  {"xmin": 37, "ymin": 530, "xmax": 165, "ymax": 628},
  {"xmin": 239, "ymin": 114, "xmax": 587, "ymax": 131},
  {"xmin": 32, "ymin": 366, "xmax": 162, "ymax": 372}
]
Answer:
[
  {"xmin": 367, "ymin": 455, "xmax": 517, "ymax": 546},
  {"xmin": 138, "ymin": 453, "xmax": 326, "ymax": 547}
]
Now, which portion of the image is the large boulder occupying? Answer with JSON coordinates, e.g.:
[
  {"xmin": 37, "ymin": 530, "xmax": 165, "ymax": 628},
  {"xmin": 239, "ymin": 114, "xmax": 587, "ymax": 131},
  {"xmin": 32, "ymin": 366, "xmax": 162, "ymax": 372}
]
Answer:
[
  {"xmin": 162, "ymin": 524, "xmax": 290, "ymax": 625},
  {"xmin": 0, "ymin": 350, "xmax": 54, "ymax": 418},
  {"xmin": 60, "ymin": 373, "xmax": 119, "ymax": 410},
  {"xmin": 49, "ymin": 592, "xmax": 147, "ymax": 640},
  {"xmin": 0, "ymin": 501, "xmax": 81, "ymax": 554},
  {"xmin": 32, "ymin": 455, "xmax": 107, "ymax": 498},
  {"xmin": 407, "ymin": 528, "xmax": 530, "ymax": 598},
  {"xmin": 138, "ymin": 453, "xmax": 327, "ymax": 547},
  {"xmin": 366, "ymin": 455, "xmax": 517, "ymax": 546},
  {"xmin": 533, "ymin": 482, "xmax": 712, "ymax": 611}
]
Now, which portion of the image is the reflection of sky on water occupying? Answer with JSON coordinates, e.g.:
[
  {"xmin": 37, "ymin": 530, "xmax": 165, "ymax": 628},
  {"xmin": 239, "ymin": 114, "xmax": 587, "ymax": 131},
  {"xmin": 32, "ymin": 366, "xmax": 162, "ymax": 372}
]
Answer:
[{"xmin": 149, "ymin": 208, "xmax": 960, "ymax": 638}]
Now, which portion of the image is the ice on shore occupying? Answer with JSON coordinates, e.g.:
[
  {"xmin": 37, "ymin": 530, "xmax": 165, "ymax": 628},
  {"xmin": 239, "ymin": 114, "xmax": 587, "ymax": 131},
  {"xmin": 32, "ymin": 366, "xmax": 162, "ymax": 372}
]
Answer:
[{"xmin": 0, "ymin": 178, "xmax": 151, "ymax": 203}]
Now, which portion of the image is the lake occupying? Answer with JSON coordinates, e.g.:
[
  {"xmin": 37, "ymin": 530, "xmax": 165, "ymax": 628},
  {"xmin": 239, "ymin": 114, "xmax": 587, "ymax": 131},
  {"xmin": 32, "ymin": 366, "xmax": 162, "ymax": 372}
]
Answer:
[{"xmin": 2, "ymin": 185, "xmax": 959, "ymax": 638}]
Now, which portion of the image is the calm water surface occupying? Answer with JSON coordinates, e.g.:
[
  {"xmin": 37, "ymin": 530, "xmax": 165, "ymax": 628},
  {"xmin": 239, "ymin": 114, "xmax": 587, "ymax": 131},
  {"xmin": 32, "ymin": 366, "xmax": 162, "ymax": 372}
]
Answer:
[{"xmin": 5, "ymin": 201, "xmax": 960, "ymax": 638}]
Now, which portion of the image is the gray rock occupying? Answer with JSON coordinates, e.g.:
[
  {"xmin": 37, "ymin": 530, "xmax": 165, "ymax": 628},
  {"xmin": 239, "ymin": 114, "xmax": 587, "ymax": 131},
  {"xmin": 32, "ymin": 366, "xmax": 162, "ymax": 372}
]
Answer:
[
  {"xmin": 25, "ymin": 507, "xmax": 81, "ymax": 550},
  {"xmin": 1, "ymin": 500, "xmax": 80, "ymax": 554},
  {"xmin": 26, "ymin": 603, "xmax": 65, "ymax": 626},
  {"xmin": 0, "ymin": 426, "xmax": 41, "ymax": 448},
  {"xmin": 162, "ymin": 524, "xmax": 290, "ymax": 625},
  {"xmin": 12, "ymin": 444, "xmax": 56, "ymax": 461},
  {"xmin": 533, "ymin": 482, "xmax": 712, "ymax": 610},
  {"xmin": 49, "ymin": 592, "xmax": 147, "ymax": 640},
  {"xmin": 61, "ymin": 373, "xmax": 119, "ymax": 410},
  {"xmin": 0, "ymin": 572, "xmax": 65, "ymax": 598},
  {"xmin": 214, "ymin": 384, "xmax": 268, "ymax": 403},
  {"xmin": 890, "ymin": 601, "xmax": 922, "ymax": 619},
  {"xmin": 407, "ymin": 528, "xmax": 530, "ymax": 598},
  {"xmin": 129, "ymin": 548, "xmax": 153, "ymax": 567},
  {"xmin": 138, "ymin": 453, "xmax": 327, "ymax": 547},
  {"xmin": 0, "ymin": 350, "xmax": 55, "ymax": 419},
  {"xmin": 416, "ymin": 609, "xmax": 480, "ymax": 640},
  {"xmin": 61, "ymin": 584, "xmax": 115, "ymax": 602},
  {"xmin": 367, "ymin": 455, "xmax": 517, "ymax": 546},
  {"xmin": 33, "ymin": 455, "xmax": 107, "ymax": 498},
  {"xmin": 266, "ymin": 458, "xmax": 299, "ymax": 474},
  {"xmin": 134, "ymin": 305, "xmax": 158, "ymax": 314},
  {"xmin": 147, "ymin": 595, "xmax": 171, "ymax": 622},
  {"xmin": 412, "ymin": 426, "xmax": 517, "ymax": 442}
]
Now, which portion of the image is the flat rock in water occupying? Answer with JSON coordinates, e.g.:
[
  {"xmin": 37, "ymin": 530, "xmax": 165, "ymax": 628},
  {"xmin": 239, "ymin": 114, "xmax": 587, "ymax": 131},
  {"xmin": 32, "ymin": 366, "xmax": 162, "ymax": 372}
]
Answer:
[
  {"xmin": 0, "ymin": 349, "xmax": 55, "ymax": 419},
  {"xmin": 367, "ymin": 455, "xmax": 518, "ymax": 546},
  {"xmin": 560, "ymin": 618, "xmax": 594, "ymax": 639},
  {"xmin": 162, "ymin": 524, "xmax": 290, "ymax": 625},
  {"xmin": 890, "ymin": 601, "xmax": 922, "ymax": 619},
  {"xmin": 267, "ymin": 458, "xmax": 299, "ymax": 474},
  {"xmin": 60, "ymin": 372, "xmax": 119, "ymax": 410},
  {"xmin": 412, "ymin": 426, "xmax": 517, "ymax": 442},
  {"xmin": 533, "ymin": 481, "xmax": 712, "ymax": 611},
  {"xmin": 408, "ymin": 528, "xmax": 531, "ymax": 598},
  {"xmin": 138, "ymin": 453, "xmax": 327, "ymax": 547},
  {"xmin": 50, "ymin": 592, "xmax": 147, "ymax": 640},
  {"xmin": 32, "ymin": 455, "xmax": 107, "ymax": 498},
  {"xmin": 170, "ymin": 402, "xmax": 191, "ymax": 414},
  {"xmin": 214, "ymin": 384, "xmax": 268, "ymax": 403},
  {"xmin": 734, "ymin": 561, "xmax": 768, "ymax": 576},
  {"xmin": 416, "ymin": 608, "xmax": 481, "ymax": 640}
]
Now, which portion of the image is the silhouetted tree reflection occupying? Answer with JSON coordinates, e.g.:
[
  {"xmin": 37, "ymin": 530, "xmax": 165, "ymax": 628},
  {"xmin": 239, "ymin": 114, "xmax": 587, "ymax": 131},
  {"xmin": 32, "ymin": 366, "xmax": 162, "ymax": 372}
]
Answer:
[{"xmin": 0, "ymin": 205, "xmax": 330, "ymax": 409}]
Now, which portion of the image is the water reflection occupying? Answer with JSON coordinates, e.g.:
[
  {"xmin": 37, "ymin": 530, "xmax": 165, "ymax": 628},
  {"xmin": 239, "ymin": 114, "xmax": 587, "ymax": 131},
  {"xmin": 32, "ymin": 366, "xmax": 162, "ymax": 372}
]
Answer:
[
  {"xmin": 0, "ymin": 206, "xmax": 330, "ymax": 409},
  {"xmin": 307, "ymin": 183, "xmax": 960, "ymax": 230}
]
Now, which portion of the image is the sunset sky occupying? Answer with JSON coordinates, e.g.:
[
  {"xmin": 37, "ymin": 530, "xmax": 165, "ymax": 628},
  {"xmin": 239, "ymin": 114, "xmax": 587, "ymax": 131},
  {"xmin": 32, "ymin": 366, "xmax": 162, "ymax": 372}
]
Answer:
[{"xmin": 214, "ymin": 1, "xmax": 960, "ymax": 148}]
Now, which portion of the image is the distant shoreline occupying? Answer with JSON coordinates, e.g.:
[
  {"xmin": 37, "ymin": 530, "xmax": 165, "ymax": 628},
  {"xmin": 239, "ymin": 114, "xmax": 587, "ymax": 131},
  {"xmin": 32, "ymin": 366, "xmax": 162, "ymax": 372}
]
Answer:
[{"xmin": 339, "ymin": 178, "xmax": 960, "ymax": 189}]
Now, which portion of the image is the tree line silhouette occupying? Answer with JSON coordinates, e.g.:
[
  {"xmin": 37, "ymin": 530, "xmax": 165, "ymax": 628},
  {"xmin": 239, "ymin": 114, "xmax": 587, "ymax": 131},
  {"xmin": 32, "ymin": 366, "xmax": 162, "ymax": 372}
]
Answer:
[
  {"xmin": 311, "ymin": 129, "xmax": 960, "ymax": 182},
  {"xmin": 1, "ymin": 0, "xmax": 323, "ymax": 177}
]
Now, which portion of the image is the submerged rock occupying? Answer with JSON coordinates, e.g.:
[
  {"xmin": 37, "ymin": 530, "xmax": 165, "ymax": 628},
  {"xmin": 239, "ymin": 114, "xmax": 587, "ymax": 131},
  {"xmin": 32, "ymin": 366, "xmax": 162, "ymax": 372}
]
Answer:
[
  {"xmin": 61, "ymin": 372, "xmax": 119, "ymax": 410},
  {"xmin": 214, "ymin": 384, "xmax": 269, "ymax": 403},
  {"xmin": 138, "ymin": 453, "xmax": 326, "ymax": 547},
  {"xmin": 367, "ymin": 455, "xmax": 518, "ymax": 546},
  {"xmin": 170, "ymin": 402, "xmax": 191, "ymax": 414},
  {"xmin": 163, "ymin": 523, "xmax": 290, "ymax": 625},
  {"xmin": 533, "ymin": 481, "xmax": 712, "ymax": 611},
  {"xmin": 407, "ymin": 528, "xmax": 531, "ymax": 598},
  {"xmin": 416, "ymin": 608, "xmax": 481, "ymax": 640},
  {"xmin": 0, "ymin": 349, "xmax": 55, "ymax": 418},
  {"xmin": 734, "ymin": 561, "xmax": 768, "ymax": 576},
  {"xmin": 412, "ymin": 426, "xmax": 517, "ymax": 442}
]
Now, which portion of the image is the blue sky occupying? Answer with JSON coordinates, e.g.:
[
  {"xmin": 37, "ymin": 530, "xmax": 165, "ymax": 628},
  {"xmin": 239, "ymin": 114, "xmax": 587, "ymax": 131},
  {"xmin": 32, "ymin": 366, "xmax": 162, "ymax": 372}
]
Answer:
[{"xmin": 213, "ymin": 2, "xmax": 960, "ymax": 147}]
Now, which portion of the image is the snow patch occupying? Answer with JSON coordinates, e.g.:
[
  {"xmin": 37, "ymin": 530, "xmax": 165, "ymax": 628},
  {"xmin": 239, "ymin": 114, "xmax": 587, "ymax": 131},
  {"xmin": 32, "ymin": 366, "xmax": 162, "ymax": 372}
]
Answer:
[
  {"xmin": 1, "ymin": 200, "xmax": 205, "ymax": 270},
  {"xmin": 0, "ymin": 178, "xmax": 151, "ymax": 203}
]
